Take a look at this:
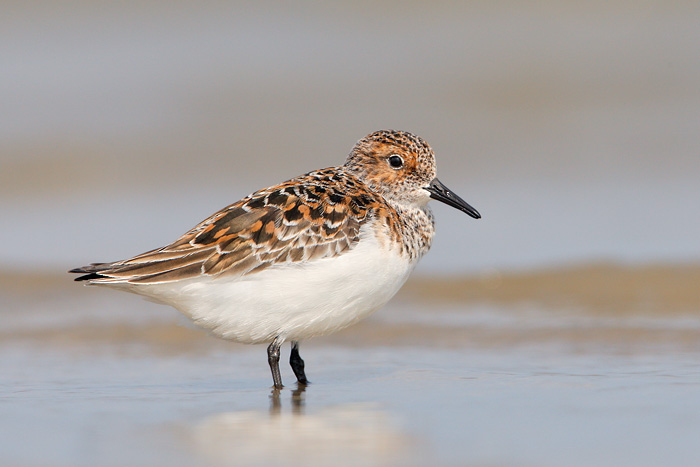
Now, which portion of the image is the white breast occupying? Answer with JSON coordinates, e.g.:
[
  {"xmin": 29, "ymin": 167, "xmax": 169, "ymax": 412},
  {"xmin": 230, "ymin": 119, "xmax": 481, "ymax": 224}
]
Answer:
[{"xmin": 132, "ymin": 222, "xmax": 417, "ymax": 344}]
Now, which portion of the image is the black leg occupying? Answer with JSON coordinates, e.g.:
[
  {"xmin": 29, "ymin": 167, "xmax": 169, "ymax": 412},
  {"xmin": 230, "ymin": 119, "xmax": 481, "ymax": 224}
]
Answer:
[
  {"xmin": 289, "ymin": 340, "xmax": 309, "ymax": 385},
  {"xmin": 267, "ymin": 338, "xmax": 283, "ymax": 389}
]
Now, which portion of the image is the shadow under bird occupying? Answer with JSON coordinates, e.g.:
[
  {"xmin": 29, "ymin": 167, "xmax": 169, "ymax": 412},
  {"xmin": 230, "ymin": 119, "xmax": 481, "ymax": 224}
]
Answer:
[{"xmin": 70, "ymin": 130, "xmax": 481, "ymax": 388}]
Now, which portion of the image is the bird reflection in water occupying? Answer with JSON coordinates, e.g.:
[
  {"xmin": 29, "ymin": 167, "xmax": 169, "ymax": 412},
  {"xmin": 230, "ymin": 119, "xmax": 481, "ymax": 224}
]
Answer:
[
  {"xmin": 192, "ymin": 384, "xmax": 410, "ymax": 464},
  {"xmin": 269, "ymin": 384, "xmax": 306, "ymax": 416}
]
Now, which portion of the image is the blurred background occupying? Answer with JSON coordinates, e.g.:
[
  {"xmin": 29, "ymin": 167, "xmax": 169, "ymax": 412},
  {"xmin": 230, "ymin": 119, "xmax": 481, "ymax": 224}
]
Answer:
[
  {"xmin": 2, "ymin": 0, "xmax": 699, "ymax": 273},
  {"xmin": 2, "ymin": 1, "xmax": 699, "ymax": 466}
]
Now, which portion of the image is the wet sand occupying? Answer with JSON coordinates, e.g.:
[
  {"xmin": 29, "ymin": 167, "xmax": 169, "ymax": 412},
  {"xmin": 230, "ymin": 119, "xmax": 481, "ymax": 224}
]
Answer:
[{"xmin": 2, "ymin": 264, "xmax": 699, "ymax": 465}]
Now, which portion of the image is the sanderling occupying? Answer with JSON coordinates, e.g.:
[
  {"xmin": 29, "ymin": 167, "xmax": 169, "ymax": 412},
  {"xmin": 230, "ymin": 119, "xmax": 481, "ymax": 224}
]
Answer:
[{"xmin": 70, "ymin": 130, "xmax": 481, "ymax": 388}]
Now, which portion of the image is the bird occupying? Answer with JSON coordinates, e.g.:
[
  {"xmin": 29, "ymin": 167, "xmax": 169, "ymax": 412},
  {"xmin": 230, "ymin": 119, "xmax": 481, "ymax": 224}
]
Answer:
[{"xmin": 70, "ymin": 129, "xmax": 481, "ymax": 389}]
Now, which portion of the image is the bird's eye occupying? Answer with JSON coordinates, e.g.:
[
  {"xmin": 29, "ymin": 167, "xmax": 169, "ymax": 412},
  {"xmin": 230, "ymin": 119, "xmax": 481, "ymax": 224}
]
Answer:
[{"xmin": 388, "ymin": 155, "xmax": 404, "ymax": 169}]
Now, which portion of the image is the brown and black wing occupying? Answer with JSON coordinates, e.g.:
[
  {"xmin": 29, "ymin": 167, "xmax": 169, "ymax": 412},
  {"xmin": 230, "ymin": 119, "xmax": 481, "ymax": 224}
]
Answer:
[{"xmin": 70, "ymin": 170, "xmax": 377, "ymax": 284}]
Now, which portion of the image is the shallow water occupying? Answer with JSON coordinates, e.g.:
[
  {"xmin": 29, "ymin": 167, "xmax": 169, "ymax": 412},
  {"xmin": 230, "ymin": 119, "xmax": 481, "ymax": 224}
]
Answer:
[
  {"xmin": 2, "ymin": 268, "xmax": 700, "ymax": 466},
  {"xmin": 5, "ymin": 342, "xmax": 699, "ymax": 466}
]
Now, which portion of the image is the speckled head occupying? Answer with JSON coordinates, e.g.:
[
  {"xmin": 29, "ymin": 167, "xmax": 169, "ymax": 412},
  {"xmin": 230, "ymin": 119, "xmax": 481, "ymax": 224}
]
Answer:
[
  {"xmin": 345, "ymin": 130, "xmax": 481, "ymax": 219},
  {"xmin": 345, "ymin": 130, "xmax": 437, "ymax": 205}
]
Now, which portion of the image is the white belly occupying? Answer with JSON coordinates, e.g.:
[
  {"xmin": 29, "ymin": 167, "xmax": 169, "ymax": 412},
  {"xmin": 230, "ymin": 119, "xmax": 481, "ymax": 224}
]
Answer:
[{"xmin": 131, "ymin": 230, "xmax": 416, "ymax": 344}]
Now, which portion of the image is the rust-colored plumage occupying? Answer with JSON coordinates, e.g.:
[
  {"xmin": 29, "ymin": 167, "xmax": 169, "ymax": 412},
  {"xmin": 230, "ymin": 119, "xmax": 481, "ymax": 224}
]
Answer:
[
  {"xmin": 70, "ymin": 129, "xmax": 481, "ymax": 389},
  {"xmin": 71, "ymin": 168, "xmax": 392, "ymax": 284}
]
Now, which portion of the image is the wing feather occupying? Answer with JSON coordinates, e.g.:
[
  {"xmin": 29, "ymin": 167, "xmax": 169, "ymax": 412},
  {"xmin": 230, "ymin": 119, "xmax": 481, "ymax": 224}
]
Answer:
[{"xmin": 71, "ymin": 169, "xmax": 379, "ymax": 284}]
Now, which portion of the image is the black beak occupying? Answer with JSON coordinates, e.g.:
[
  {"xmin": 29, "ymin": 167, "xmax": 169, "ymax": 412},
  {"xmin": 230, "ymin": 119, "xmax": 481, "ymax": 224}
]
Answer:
[{"xmin": 425, "ymin": 178, "xmax": 481, "ymax": 219}]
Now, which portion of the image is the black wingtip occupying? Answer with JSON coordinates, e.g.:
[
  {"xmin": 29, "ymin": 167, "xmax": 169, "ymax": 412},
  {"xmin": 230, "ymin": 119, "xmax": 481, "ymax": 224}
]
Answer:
[
  {"xmin": 73, "ymin": 273, "xmax": 107, "ymax": 282},
  {"xmin": 69, "ymin": 267, "xmax": 108, "ymax": 282}
]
